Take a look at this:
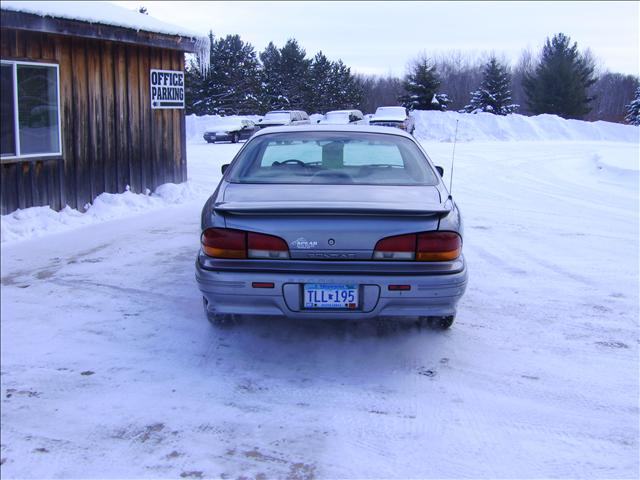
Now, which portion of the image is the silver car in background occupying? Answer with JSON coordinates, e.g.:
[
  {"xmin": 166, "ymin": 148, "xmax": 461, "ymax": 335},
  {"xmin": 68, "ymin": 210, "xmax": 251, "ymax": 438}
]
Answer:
[
  {"xmin": 195, "ymin": 125, "xmax": 467, "ymax": 329},
  {"xmin": 256, "ymin": 110, "xmax": 310, "ymax": 129},
  {"xmin": 369, "ymin": 106, "xmax": 416, "ymax": 134}
]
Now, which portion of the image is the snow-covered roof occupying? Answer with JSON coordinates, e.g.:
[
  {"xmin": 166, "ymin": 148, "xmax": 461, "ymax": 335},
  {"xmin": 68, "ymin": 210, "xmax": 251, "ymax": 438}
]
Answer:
[
  {"xmin": 251, "ymin": 124, "xmax": 414, "ymax": 138},
  {"xmin": 1, "ymin": 1, "xmax": 201, "ymax": 40}
]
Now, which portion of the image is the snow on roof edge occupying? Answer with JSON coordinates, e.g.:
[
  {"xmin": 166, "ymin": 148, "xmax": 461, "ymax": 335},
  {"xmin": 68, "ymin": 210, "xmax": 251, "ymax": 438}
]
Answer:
[
  {"xmin": 1, "ymin": 1, "xmax": 203, "ymax": 40},
  {"xmin": 2, "ymin": 1, "xmax": 209, "ymax": 72}
]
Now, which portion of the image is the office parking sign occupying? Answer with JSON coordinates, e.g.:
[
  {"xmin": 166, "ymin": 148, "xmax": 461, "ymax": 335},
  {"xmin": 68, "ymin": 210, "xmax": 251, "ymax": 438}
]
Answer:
[{"xmin": 150, "ymin": 69, "xmax": 184, "ymax": 109}]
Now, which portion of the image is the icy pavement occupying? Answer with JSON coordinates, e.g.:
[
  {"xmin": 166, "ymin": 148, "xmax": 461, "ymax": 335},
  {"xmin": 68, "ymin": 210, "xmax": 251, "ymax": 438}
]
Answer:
[{"xmin": 1, "ymin": 139, "xmax": 638, "ymax": 479}]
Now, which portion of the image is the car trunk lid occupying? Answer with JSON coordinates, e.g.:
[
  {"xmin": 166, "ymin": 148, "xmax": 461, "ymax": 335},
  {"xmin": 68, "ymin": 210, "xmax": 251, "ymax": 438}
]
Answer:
[{"xmin": 218, "ymin": 184, "xmax": 445, "ymax": 259}]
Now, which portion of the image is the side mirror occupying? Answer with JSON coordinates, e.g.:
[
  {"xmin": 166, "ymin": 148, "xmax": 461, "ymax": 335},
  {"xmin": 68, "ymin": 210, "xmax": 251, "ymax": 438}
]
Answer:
[
  {"xmin": 435, "ymin": 166, "xmax": 444, "ymax": 177},
  {"xmin": 221, "ymin": 164, "xmax": 229, "ymax": 174}
]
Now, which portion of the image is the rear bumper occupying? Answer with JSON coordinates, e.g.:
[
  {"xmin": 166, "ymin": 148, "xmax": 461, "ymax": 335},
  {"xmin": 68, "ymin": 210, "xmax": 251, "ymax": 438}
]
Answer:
[
  {"xmin": 195, "ymin": 257, "xmax": 467, "ymax": 320},
  {"xmin": 369, "ymin": 121, "xmax": 409, "ymax": 131},
  {"xmin": 204, "ymin": 132, "xmax": 233, "ymax": 142}
]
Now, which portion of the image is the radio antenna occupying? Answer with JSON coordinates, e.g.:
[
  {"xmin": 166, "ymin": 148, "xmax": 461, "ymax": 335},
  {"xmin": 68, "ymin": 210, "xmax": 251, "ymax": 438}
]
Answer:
[{"xmin": 449, "ymin": 119, "xmax": 459, "ymax": 197}]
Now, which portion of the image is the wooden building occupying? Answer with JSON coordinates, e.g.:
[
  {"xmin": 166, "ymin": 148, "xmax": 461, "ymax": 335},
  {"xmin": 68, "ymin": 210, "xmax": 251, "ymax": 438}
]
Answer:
[{"xmin": 0, "ymin": 3, "xmax": 203, "ymax": 214}]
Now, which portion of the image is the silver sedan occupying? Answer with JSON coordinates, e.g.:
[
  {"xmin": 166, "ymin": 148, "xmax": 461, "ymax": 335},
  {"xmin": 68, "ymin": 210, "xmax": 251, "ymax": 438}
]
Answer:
[{"xmin": 195, "ymin": 125, "xmax": 467, "ymax": 329}]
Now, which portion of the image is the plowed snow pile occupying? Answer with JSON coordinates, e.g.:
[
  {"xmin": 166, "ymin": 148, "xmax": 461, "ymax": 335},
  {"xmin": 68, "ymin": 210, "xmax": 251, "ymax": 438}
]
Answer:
[{"xmin": 412, "ymin": 110, "xmax": 639, "ymax": 143}]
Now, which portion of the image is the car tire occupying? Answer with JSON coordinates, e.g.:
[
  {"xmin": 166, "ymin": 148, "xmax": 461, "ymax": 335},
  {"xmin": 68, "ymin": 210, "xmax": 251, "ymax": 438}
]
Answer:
[
  {"xmin": 422, "ymin": 315, "xmax": 455, "ymax": 330},
  {"xmin": 231, "ymin": 132, "xmax": 239, "ymax": 143},
  {"xmin": 206, "ymin": 139, "xmax": 214, "ymax": 143}
]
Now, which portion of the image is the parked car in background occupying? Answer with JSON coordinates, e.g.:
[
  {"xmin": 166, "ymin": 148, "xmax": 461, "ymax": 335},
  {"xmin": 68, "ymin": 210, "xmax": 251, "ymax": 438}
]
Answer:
[
  {"xmin": 196, "ymin": 125, "xmax": 467, "ymax": 329},
  {"xmin": 318, "ymin": 109, "xmax": 366, "ymax": 125},
  {"xmin": 369, "ymin": 106, "xmax": 415, "ymax": 134},
  {"xmin": 203, "ymin": 119, "xmax": 257, "ymax": 143},
  {"xmin": 256, "ymin": 110, "xmax": 310, "ymax": 129}
]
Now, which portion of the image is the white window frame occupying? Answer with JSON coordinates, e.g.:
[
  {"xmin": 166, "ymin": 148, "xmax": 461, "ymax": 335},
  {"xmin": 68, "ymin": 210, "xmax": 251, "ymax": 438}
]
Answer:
[{"xmin": 1, "ymin": 59, "xmax": 62, "ymax": 162}]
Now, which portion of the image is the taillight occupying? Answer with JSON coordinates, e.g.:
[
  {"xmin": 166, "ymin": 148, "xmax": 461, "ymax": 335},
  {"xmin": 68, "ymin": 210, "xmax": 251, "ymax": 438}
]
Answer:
[
  {"xmin": 373, "ymin": 234, "xmax": 416, "ymax": 260},
  {"xmin": 373, "ymin": 231, "xmax": 461, "ymax": 262},
  {"xmin": 248, "ymin": 232, "xmax": 289, "ymax": 259},
  {"xmin": 201, "ymin": 228, "xmax": 246, "ymax": 259},
  {"xmin": 417, "ymin": 232, "xmax": 461, "ymax": 261},
  {"xmin": 201, "ymin": 228, "xmax": 290, "ymax": 259}
]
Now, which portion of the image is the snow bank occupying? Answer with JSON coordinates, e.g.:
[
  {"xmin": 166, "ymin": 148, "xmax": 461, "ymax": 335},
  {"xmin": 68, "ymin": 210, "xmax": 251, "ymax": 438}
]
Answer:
[
  {"xmin": 412, "ymin": 111, "xmax": 639, "ymax": 143},
  {"xmin": 1, "ymin": 1, "xmax": 201, "ymax": 39},
  {"xmin": 186, "ymin": 111, "xmax": 639, "ymax": 143},
  {"xmin": 186, "ymin": 114, "xmax": 262, "ymax": 142},
  {"xmin": 1, "ymin": 182, "xmax": 205, "ymax": 244}
]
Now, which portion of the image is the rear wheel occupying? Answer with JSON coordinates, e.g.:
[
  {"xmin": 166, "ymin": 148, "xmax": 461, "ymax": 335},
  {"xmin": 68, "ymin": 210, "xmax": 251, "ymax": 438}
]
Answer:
[{"xmin": 421, "ymin": 315, "xmax": 455, "ymax": 330}]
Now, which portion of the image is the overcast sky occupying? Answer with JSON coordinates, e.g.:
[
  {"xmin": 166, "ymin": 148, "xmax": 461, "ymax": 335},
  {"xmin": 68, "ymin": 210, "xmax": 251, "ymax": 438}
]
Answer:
[{"xmin": 112, "ymin": 1, "xmax": 639, "ymax": 76}]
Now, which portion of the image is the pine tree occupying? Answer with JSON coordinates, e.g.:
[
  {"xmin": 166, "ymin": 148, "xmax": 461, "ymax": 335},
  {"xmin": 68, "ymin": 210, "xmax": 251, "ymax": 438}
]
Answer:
[
  {"xmin": 184, "ymin": 33, "xmax": 263, "ymax": 115},
  {"xmin": 259, "ymin": 42, "xmax": 286, "ymax": 110},
  {"xmin": 624, "ymin": 86, "xmax": 640, "ymax": 126},
  {"xmin": 303, "ymin": 53, "xmax": 364, "ymax": 113},
  {"xmin": 400, "ymin": 58, "xmax": 449, "ymax": 111},
  {"xmin": 464, "ymin": 57, "xmax": 518, "ymax": 115},
  {"xmin": 278, "ymin": 39, "xmax": 312, "ymax": 110},
  {"xmin": 206, "ymin": 34, "xmax": 262, "ymax": 114},
  {"xmin": 258, "ymin": 40, "xmax": 312, "ymax": 111},
  {"xmin": 307, "ymin": 51, "xmax": 334, "ymax": 113},
  {"xmin": 524, "ymin": 33, "xmax": 597, "ymax": 119},
  {"xmin": 184, "ymin": 60, "xmax": 204, "ymax": 115},
  {"xmin": 328, "ymin": 60, "xmax": 363, "ymax": 111}
]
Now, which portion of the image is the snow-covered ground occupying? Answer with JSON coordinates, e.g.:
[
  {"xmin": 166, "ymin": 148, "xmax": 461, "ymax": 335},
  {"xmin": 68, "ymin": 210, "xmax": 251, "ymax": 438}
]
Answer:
[{"xmin": 1, "ymin": 115, "xmax": 639, "ymax": 478}]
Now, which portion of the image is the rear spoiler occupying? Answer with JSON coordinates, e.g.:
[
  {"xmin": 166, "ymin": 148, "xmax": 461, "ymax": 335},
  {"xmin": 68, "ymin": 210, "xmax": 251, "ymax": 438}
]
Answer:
[{"xmin": 213, "ymin": 201, "xmax": 451, "ymax": 216}]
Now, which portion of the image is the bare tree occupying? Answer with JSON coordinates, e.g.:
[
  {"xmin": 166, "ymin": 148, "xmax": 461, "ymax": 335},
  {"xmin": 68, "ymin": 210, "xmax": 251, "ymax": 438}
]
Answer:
[
  {"xmin": 432, "ymin": 51, "xmax": 483, "ymax": 112},
  {"xmin": 587, "ymin": 72, "xmax": 639, "ymax": 122},
  {"xmin": 355, "ymin": 74, "xmax": 404, "ymax": 114},
  {"xmin": 511, "ymin": 48, "xmax": 536, "ymax": 115}
]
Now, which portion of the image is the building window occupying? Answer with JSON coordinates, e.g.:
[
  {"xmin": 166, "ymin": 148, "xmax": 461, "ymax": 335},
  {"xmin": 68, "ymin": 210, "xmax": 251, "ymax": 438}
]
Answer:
[{"xmin": 1, "ymin": 60, "xmax": 62, "ymax": 161}]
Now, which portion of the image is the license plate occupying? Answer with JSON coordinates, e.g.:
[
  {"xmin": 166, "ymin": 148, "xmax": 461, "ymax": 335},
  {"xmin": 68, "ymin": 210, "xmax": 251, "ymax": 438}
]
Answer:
[{"xmin": 303, "ymin": 284, "xmax": 358, "ymax": 310}]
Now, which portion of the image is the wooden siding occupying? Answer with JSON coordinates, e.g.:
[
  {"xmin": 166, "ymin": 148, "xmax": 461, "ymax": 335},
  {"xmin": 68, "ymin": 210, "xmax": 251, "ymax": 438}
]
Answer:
[{"xmin": 0, "ymin": 28, "xmax": 187, "ymax": 214}]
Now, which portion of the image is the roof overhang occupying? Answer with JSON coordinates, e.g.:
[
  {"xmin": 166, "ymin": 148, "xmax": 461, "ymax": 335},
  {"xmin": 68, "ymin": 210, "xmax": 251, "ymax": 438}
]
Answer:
[{"xmin": 1, "ymin": 9, "xmax": 199, "ymax": 52}]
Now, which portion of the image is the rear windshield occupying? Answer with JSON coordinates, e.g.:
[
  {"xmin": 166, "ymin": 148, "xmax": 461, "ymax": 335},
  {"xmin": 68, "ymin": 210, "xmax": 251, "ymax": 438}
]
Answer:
[{"xmin": 227, "ymin": 132, "xmax": 438, "ymax": 185}]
